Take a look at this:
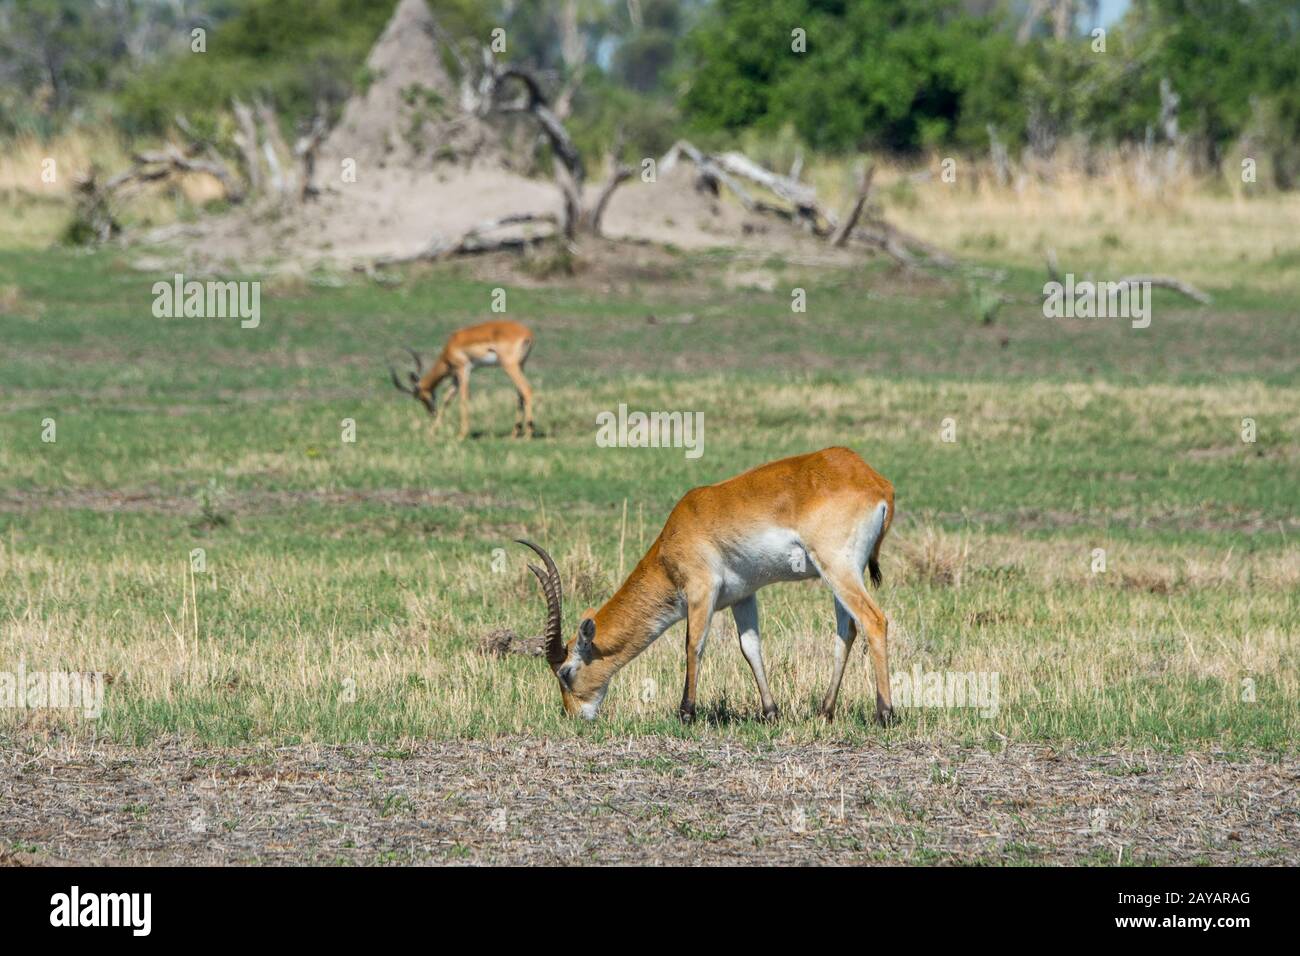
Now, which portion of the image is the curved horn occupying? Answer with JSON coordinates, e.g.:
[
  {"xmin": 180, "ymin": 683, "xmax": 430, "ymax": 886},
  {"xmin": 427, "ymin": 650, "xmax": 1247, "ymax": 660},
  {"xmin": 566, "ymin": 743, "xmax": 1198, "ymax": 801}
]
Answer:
[
  {"xmin": 516, "ymin": 539, "xmax": 565, "ymax": 665},
  {"xmin": 406, "ymin": 348, "xmax": 424, "ymax": 374},
  {"xmin": 389, "ymin": 364, "xmax": 414, "ymax": 394}
]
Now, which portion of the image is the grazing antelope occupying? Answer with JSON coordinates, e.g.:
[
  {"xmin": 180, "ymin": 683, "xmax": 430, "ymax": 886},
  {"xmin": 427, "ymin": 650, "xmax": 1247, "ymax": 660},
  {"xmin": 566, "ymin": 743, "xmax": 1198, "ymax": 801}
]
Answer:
[
  {"xmin": 390, "ymin": 320, "xmax": 535, "ymax": 439},
  {"xmin": 518, "ymin": 446, "xmax": 897, "ymax": 725}
]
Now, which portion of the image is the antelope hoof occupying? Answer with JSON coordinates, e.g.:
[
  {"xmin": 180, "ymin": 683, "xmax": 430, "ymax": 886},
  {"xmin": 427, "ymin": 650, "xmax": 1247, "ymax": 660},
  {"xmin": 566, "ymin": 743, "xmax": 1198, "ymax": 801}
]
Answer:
[
  {"xmin": 761, "ymin": 704, "xmax": 780, "ymax": 723},
  {"xmin": 678, "ymin": 702, "xmax": 696, "ymax": 724},
  {"xmin": 875, "ymin": 704, "xmax": 898, "ymax": 728},
  {"xmin": 818, "ymin": 703, "xmax": 836, "ymax": 722}
]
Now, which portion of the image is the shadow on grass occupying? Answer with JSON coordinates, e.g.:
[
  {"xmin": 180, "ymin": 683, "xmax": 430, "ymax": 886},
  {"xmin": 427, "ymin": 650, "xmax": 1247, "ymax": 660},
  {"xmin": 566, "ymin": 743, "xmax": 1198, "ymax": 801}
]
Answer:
[{"xmin": 693, "ymin": 696, "xmax": 779, "ymax": 728}]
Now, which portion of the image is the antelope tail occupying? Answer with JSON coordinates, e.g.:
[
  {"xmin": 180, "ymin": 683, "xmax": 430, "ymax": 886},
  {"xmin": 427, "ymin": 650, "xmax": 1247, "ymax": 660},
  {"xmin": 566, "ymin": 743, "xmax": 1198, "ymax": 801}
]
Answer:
[{"xmin": 867, "ymin": 500, "xmax": 891, "ymax": 588}]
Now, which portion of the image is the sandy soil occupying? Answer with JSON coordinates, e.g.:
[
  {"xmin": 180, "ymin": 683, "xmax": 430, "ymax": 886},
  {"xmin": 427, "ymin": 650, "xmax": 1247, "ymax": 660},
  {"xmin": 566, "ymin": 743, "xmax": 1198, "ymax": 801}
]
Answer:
[{"xmin": 3, "ymin": 738, "xmax": 1295, "ymax": 865}]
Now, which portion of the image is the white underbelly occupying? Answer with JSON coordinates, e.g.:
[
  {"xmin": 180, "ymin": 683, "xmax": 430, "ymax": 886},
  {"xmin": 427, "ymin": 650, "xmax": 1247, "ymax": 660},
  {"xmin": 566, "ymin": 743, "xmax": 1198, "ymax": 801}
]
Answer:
[
  {"xmin": 714, "ymin": 528, "xmax": 818, "ymax": 608},
  {"xmin": 472, "ymin": 351, "xmax": 500, "ymax": 367}
]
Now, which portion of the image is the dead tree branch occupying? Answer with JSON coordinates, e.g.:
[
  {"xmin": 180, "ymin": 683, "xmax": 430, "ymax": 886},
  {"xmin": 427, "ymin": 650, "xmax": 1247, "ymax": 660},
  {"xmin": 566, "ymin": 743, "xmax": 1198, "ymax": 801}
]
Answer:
[
  {"xmin": 231, "ymin": 98, "xmax": 262, "ymax": 196},
  {"xmin": 293, "ymin": 103, "xmax": 329, "ymax": 202},
  {"xmin": 363, "ymin": 213, "xmax": 563, "ymax": 270},
  {"xmin": 713, "ymin": 150, "xmax": 821, "ymax": 223},
  {"xmin": 1117, "ymin": 274, "xmax": 1212, "ymax": 305},
  {"xmin": 831, "ymin": 162, "xmax": 874, "ymax": 247},
  {"xmin": 588, "ymin": 132, "xmax": 634, "ymax": 236},
  {"xmin": 477, "ymin": 55, "xmax": 633, "ymax": 239},
  {"xmin": 492, "ymin": 66, "xmax": 585, "ymax": 183},
  {"xmin": 1044, "ymin": 249, "xmax": 1211, "ymax": 304},
  {"xmin": 661, "ymin": 141, "xmax": 757, "ymax": 209}
]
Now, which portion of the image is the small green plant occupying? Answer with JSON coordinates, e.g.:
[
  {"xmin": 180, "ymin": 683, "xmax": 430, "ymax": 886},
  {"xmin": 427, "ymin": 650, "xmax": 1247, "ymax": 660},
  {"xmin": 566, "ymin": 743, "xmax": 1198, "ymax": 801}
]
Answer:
[
  {"xmin": 193, "ymin": 478, "xmax": 230, "ymax": 530},
  {"xmin": 378, "ymin": 793, "xmax": 413, "ymax": 817},
  {"xmin": 354, "ymin": 66, "xmax": 379, "ymax": 97},
  {"xmin": 966, "ymin": 278, "xmax": 1004, "ymax": 326},
  {"xmin": 59, "ymin": 215, "xmax": 99, "ymax": 247}
]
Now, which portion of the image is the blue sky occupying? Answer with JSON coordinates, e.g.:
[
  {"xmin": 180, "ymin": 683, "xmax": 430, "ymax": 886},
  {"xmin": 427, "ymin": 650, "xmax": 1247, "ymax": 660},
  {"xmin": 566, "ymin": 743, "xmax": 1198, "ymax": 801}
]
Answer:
[{"xmin": 1097, "ymin": 0, "xmax": 1132, "ymax": 27}]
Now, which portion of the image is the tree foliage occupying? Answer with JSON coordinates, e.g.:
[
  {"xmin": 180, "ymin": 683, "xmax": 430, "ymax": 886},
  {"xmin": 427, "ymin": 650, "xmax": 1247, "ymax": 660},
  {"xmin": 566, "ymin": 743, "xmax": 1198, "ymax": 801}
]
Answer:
[
  {"xmin": 680, "ymin": 0, "xmax": 1300, "ymax": 175},
  {"xmin": 682, "ymin": 0, "xmax": 1021, "ymax": 152}
]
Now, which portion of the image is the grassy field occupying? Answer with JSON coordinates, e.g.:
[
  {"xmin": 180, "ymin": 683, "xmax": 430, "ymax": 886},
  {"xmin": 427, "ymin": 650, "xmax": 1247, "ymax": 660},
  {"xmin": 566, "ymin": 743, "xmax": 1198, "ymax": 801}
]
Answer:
[{"xmin": 1, "ymin": 239, "xmax": 1296, "ymax": 757}]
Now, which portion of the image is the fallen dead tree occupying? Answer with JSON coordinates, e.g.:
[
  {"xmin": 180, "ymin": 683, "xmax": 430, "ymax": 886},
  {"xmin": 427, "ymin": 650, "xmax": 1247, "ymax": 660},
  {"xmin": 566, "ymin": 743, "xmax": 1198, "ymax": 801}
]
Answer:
[
  {"xmin": 1114, "ymin": 274, "xmax": 1212, "ymax": 305},
  {"xmin": 364, "ymin": 212, "xmax": 565, "ymax": 270},
  {"xmin": 1044, "ymin": 248, "xmax": 1211, "ymax": 304},
  {"xmin": 662, "ymin": 140, "xmax": 953, "ymax": 268}
]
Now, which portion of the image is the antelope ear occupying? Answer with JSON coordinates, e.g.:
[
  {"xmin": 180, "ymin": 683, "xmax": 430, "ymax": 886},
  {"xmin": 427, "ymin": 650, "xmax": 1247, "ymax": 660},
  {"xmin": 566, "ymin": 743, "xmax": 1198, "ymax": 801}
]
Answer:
[{"xmin": 577, "ymin": 617, "xmax": 596, "ymax": 656}]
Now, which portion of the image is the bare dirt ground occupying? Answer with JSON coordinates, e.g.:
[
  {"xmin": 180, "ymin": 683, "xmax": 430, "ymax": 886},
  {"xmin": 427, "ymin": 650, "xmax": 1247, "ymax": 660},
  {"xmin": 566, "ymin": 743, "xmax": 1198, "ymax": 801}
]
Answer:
[{"xmin": 3, "ymin": 738, "xmax": 1295, "ymax": 865}]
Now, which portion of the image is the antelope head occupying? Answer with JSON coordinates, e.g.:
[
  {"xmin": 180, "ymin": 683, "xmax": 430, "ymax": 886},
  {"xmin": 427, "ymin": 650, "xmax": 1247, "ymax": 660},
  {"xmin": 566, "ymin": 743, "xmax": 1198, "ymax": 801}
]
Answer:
[
  {"xmin": 516, "ymin": 539, "xmax": 608, "ymax": 720},
  {"xmin": 389, "ymin": 348, "xmax": 435, "ymax": 413}
]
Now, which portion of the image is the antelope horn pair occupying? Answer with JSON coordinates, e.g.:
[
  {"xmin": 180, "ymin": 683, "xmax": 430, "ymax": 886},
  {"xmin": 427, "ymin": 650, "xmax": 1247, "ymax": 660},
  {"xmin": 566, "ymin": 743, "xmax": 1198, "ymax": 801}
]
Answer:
[
  {"xmin": 516, "ymin": 539, "xmax": 567, "ymax": 666},
  {"xmin": 388, "ymin": 348, "xmax": 424, "ymax": 396}
]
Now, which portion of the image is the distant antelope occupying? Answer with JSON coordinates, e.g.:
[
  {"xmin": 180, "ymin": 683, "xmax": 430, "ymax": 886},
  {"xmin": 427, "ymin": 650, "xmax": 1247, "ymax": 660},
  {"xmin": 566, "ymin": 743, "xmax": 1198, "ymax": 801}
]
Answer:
[
  {"xmin": 390, "ymin": 320, "xmax": 535, "ymax": 439},
  {"xmin": 518, "ymin": 446, "xmax": 897, "ymax": 724}
]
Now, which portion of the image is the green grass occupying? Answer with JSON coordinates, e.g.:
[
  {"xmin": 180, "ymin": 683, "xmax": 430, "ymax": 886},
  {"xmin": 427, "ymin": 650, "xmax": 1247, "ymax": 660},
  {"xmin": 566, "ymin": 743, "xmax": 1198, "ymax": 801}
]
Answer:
[{"xmin": 0, "ymin": 246, "xmax": 1296, "ymax": 750}]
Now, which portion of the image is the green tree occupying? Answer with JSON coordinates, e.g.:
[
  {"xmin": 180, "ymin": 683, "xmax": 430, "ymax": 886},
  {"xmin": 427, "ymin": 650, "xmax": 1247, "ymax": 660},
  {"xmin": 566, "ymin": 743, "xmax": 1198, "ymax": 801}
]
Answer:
[{"xmin": 681, "ymin": 0, "xmax": 1020, "ymax": 153}]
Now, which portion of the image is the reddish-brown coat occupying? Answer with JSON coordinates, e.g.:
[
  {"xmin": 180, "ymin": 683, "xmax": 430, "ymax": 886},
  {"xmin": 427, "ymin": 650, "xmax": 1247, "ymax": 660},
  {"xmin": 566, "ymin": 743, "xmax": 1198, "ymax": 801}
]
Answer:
[
  {"xmin": 414, "ymin": 320, "xmax": 535, "ymax": 438},
  {"xmin": 556, "ymin": 447, "xmax": 897, "ymax": 724}
]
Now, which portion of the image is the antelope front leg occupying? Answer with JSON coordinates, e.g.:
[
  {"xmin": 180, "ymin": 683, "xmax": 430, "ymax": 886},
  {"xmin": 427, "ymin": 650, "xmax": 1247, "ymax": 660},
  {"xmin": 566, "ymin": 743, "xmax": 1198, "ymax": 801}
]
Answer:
[
  {"xmin": 732, "ymin": 595, "xmax": 778, "ymax": 720},
  {"xmin": 679, "ymin": 593, "xmax": 716, "ymax": 723},
  {"xmin": 430, "ymin": 384, "xmax": 455, "ymax": 434},
  {"xmin": 455, "ymin": 366, "xmax": 471, "ymax": 440}
]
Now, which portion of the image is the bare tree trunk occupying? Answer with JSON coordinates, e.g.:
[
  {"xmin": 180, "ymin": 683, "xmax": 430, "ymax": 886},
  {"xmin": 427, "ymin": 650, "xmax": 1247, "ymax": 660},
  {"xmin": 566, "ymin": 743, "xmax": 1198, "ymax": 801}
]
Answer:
[
  {"xmin": 231, "ymin": 98, "xmax": 263, "ymax": 196},
  {"xmin": 988, "ymin": 124, "xmax": 1010, "ymax": 187},
  {"xmin": 560, "ymin": 0, "xmax": 586, "ymax": 73},
  {"xmin": 1018, "ymin": 0, "xmax": 1049, "ymax": 44},
  {"xmin": 481, "ymin": 59, "xmax": 632, "ymax": 239},
  {"xmin": 1051, "ymin": 0, "xmax": 1076, "ymax": 40},
  {"xmin": 494, "ymin": 68, "xmax": 586, "ymax": 184},
  {"xmin": 293, "ymin": 104, "xmax": 328, "ymax": 201},
  {"xmin": 256, "ymin": 99, "xmax": 297, "ymax": 199},
  {"xmin": 713, "ymin": 151, "xmax": 820, "ymax": 214},
  {"xmin": 661, "ymin": 141, "xmax": 758, "ymax": 209},
  {"xmin": 587, "ymin": 140, "xmax": 634, "ymax": 236}
]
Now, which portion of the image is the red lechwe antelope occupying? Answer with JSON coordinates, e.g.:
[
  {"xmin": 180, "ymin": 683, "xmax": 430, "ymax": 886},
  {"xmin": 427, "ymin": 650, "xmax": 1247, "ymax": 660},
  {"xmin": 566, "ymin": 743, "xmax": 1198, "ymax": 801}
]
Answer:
[
  {"xmin": 390, "ymin": 320, "xmax": 535, "ymax": 439},
  {"xmin": 518, "ymin": 446, "xmax": 897, "ymax": 725}
]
